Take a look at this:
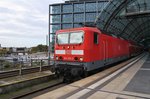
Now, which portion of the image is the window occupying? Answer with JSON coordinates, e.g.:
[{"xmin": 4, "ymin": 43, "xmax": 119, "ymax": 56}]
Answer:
[
  {"xmin": 63, "ymin": 4, "xmax": 73, "ymax": 13},
  {"xmin": 62, "ymin": 24, "xmax": 73, "ymax": 29},
  {"xmin": 57, "ymin": 33, "xmax": 69, "ymax": 44},
  {"xmin": 98, "ymin": 2, "xmax": 108, "ymax": 11},
  {"xmin": 98, "ymin": 2, "xmax": 104, "ymax": 11},
  {"xmin": 86, "ymin": 3, "xmax": 97, "ymax": 12},
  {"xmin": 62, "ymin": 14, "xmax": 73, "ymax": 23},
  {"xmin": 51, "ymin": 15, "xmax": 61, "ymax": 23},
  {"xmin": 70, "ymin": 32, "xmax": 84, "ymax": 44},
  {"xmin": 86, "ymin": 13, "xmax": 97, "ymax": 22},
  {"xmin": 74, "ymin": 24, "xmax": 81, "ymax": 28},
  {"xmin": 74, "ymin": 14, "xmax": 84, "ymax": 23},
  {"xmin": 56, "ymin": 31, "xmax": 84, "ymax": 44},
  {"xmin": 126, "ymin": 2, "xmax": 139, "ymax": 13},
  {"xmin": 51, "ymin": 5, "xmax": 60, "ymax": 14},
  {"xmin": 50, "ymin": 34, "xmax": 55, "ymax": 43},
  {"xmin": 94, "ymin": 32, "xmax": 98, "ymax": 44},
  {"xmin": 50, "ymin": 25, "xmax": 60, "ymax": 33},
  {"xmin": 74, "ymin": 4, "xmax": 85, "ymax": 12},
  {"xmin": 103, "ymin": 2, "xmax": 108, "ymax": 8},
  {"xmin": 146, "ymin": 0, "xmax": 150, "ymax": 10}
]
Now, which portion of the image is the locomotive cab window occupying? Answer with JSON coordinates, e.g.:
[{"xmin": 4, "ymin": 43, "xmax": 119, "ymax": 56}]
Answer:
[
  {"xmin": 70, "ymin": 31, "xmax": 84, "ymax": 44},
  {"xmin": 57, "ymin": 33, "xmax": 69, "ymax": 44},
  {"xmin": 94, "ymin": 32, "xmax": 98, "ymax": 44},
  {"xmin": 56, "ymin": 31, "xmax": 84, "ymax": 45}
]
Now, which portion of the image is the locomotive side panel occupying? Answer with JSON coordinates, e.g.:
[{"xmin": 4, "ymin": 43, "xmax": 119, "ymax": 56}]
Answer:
[
  {"xmin": 53, "ymin": 27, "xmax": 142, "ymax": 80},
  {"xmin": 81, "ymin": 28, "xmax": 105, "ymax": 71},
  {"xmin": 99, "ymin": 34, "xmax": 130, "ymax": 65}
]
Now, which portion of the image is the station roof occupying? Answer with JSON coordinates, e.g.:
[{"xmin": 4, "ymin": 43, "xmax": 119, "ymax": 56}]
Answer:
[
  {"xmin": 65, "ymin": 0, "xmax": 110, "ymax": 3},
  {"xmin": 96, "ymin": 0, "xmax": 150, "ymax": 47}
]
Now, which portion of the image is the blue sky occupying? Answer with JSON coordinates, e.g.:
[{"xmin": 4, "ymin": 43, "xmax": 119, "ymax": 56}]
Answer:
[{"xmin": 0, "ymin": 0, "xmax": 63, "ymax": 47}]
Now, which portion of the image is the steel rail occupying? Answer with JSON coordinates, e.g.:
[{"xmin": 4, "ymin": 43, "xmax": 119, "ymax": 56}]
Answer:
[
  {"xmin": 0, "ymin": 65, "xmax": 52, "ymax": 79},
  {"xmin": 11, "ymin": 53, "xmax": 145, "ymax": 99}
]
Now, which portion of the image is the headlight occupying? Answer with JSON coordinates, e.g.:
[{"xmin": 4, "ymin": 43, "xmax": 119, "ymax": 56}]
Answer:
[
  {"xmin": 56, "ymin": 56, "xmax": 58, "ymax": 60},
  {"xmin": 79, "ymin": 57, "xmax": 83, "ymax": 61}
]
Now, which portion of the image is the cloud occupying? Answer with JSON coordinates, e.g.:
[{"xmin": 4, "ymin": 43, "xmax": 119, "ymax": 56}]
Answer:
[{"xmin": 0, "ymin": 0, "xmax": 63, "ymax": 47}]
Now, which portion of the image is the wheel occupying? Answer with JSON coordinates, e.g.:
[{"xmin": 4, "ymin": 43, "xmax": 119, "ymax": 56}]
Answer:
[
  {"xmin": 55, "ymin": 69, "xmax": 61, "ymax": 78},
  {"xmin": 82, "ymin": 71, "xmax": 88, "ymax": 78}
]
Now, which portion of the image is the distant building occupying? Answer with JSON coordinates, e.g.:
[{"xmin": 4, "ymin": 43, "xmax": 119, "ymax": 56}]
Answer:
[
  {"xmin": 10, "ymin": 47, "xmax": 29, "ymax": 55},
  {"xmin": 0, "ymin": 47, "xmax": 29, "ymax": 56}
]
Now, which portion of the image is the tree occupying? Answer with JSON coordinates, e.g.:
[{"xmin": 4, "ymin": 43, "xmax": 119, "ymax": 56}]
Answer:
[
  {"xmin": 0, "ymin": 49, "xmax": 8, "ymax": 56},
  {"xmin": 31, "ymin": 44, "xmax": 48, "ymax": 53}
]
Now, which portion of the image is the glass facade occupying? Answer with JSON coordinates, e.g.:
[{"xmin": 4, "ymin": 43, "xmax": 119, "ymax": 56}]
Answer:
[
  {"xmin": 86, "ymin": 13, "xmax": 97, "ymax": 22},
  {"xmin": 49, "ymin": 0, "xmax": 109, "ymax": 51},
  {"xmin": 86, "ymin": 3, "xmax": 97, "ymax": 12},
  {"xmin": 126, "ymin": 0, "xmax": 150, "ymax": 13},
  {"xmin": 74, "ymin": 3, "xmax": 85, "ymax": 12},
  {"xmin": 62, "ymin": 4, "xmax": 73, "ymax": 13},
  {"xmin": 50, "ymin": 25, "xmax": 61, "ymax": 33},
  {"xmin": 48, "ymin": 0, "xmax": 150, "ymax": 60},
  {"xmin": 62, "ymin": 24, "xmax": 73, "ymax": 29},
  {"xmin": 50, "ymin": 0, "xmax": 109, "ymax": 33},
  {"xmin": 62, "ymin": 14, "xmax": 73, "ymax": 23},
  {"xmin": 96, "ymin": 0, "xmax": 150, "ymax": 46},
  {"xmin": 51, "ymin": 15, "xmax": 61, "ymax": 23},
  {"xmin": 51, "ymin": 5, "xmax": 61, "ymax": 14},
  {"xmin": 74, "ymin": 14, "xmax": 84, "ymax": 22},
  {"xmin": 74, "ymin": 24, "xmax": 81, "ymax": 28}
]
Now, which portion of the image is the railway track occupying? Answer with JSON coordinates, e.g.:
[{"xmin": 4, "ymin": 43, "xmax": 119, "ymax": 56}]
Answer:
[
  {"xmin": 0, "ymin": 65, "xmax": 52, "ymax": 79},
  {"xmin": 12, "ymin": 77, "xmax": 65, "ymax": 99},
  {"xmin": 8, "ymin": 54, "xmax": 145, "ymax": 99}
]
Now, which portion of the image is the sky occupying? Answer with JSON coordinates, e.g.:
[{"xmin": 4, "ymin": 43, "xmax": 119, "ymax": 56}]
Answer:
[{"xmin": 0, "ymin": 0, "xmax": 63, "ymax": 47}]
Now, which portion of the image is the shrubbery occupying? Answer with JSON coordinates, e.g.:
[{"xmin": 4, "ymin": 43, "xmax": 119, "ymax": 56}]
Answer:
[{"xmin": 31, "ymin": 44, "xmax": 48, "ymax": 53}]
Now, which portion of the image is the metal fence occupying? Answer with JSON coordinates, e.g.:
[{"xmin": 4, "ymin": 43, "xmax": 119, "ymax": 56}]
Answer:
[{"xmin": 0, "ymin": 58, "xmax": 54, "ymax": 72}]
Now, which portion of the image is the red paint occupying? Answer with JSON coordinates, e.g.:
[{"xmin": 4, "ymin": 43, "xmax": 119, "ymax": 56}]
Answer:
[{"xmin": 54, "ymin": 27, "xmax": 143, "ymax": 62}]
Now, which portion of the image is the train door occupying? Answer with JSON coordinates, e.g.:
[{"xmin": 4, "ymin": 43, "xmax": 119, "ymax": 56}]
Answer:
[
  {"xmin": 106, "ymin": 41, "xmax": 108, "ymax": 60},
  {"xmin": 102, "ymin": 41, "xmax": 106, "ymax": 61},
  {"xmin": 103, "ymin": 40, "xmax": 108, "ymax": 64}
]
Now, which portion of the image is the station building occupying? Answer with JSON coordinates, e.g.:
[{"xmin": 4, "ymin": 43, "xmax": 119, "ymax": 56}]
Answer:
[
  {"xmin": 49, "ymin": 0, "xmax": 110, "ymax": 51},
  {"xmin": 96, "ymin": 0, "xmax": 150, "ymax": 47},
  {"xmin": 49, "ymin": 0, "xmax": 150, "ymax": 50}
]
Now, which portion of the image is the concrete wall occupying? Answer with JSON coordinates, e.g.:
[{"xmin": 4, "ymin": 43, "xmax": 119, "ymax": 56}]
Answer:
[{"xmin": 0, "ymin": 75, "xmax": 55, "ymax": 94}]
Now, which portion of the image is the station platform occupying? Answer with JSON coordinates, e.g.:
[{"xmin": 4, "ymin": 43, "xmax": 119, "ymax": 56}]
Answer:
[
  {"xmin": 34, "ymin": 53, "xmax": 150, "ymax": 99},
  {"xmin": 0, "ymin": 70, "xmax": 54, "ymax": 99},
  {"xmin": 0, "ymin": 71, "xmax": 52, "ymax": 87}
]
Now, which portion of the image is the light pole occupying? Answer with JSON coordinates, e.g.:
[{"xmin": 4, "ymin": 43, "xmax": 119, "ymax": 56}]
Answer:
[
  {"xmin": 46, "ymin": 34, "xmax": 48, "ymax": 57},
  {"xmin": 48, "ymin": 5, "xmax": 51, "ymax": 66}
]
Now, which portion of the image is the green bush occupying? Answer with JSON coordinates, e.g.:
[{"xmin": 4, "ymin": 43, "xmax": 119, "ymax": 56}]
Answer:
[
  {"xmin": 4, "ymin": 62, "xmax": 11, "ymax": 68},
  {"xmin": 31, "ymin": 44, "xmax": 48, "ymax": 53}
]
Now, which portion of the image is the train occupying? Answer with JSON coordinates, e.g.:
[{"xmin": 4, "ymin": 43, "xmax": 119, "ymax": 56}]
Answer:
[{"xmin": 53, "ymin": 27, "xmax": 142, "ymax": 80}]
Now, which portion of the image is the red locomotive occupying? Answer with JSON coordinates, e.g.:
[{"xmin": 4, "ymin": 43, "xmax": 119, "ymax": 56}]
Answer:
[{"xmin": 54, "ymin": 27, "xmax": 142, "ymax": 79}]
